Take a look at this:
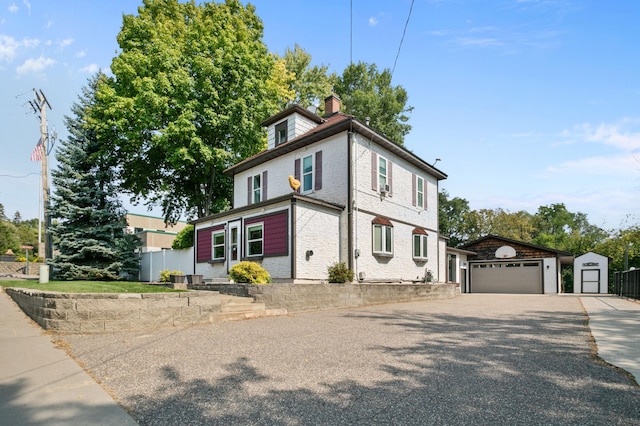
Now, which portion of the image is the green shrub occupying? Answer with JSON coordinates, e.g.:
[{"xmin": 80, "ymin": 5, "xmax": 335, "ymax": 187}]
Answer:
[
  {"xmin": 229, "ymin": 261, "xmax": 271, "ymax": 284},
  {"xmin": 172, "ymin": 225, "xmax": 194, "ymax": 249},
  {"xmin": 159, "ymin": 269, "xmax": 182, "ymax": 283},
  {"xmin": 327, "ymin": 262, "xmax": 354, "ymax": 283}
]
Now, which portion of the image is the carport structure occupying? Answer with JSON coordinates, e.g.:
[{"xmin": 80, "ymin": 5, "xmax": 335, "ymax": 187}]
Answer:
[{"xmin": 459, "ymin": 235, "xmax": 574, "ymax": 294}]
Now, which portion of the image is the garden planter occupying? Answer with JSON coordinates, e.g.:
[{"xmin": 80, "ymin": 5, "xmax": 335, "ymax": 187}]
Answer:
[
  {"xmin": 186, "ymin": 274, "xmax": 203, "ymax": 284},
  {"xmin": 170, "ymin": 274, "xmax": 186, "ymax": 284}
]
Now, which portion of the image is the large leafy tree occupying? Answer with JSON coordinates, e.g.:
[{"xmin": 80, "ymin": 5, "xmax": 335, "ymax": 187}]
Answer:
[
  {"xmin": 93, "ymin": 0, "xmax": 291, "ymax": 222},
  {"xmin": 279, "ymin": 44, "xmax": 335, "ymax": 110},
  {"xmin": 49, "ymin": 76, "xmax": 140, "ymax": 281},
  {"xmin": 334, "ymin": 62, "xmax": 412, "ymax": 145}
]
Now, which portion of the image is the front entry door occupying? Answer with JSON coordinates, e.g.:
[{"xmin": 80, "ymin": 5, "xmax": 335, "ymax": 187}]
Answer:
[{"xmin": 228, "ymin": 220, "xmax": 241, "ymax": 271}]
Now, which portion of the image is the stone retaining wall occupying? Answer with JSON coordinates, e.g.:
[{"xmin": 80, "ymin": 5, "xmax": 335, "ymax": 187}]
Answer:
[
  {"xmin": 5, "ymin": 287, "xmax": 229, "ymax": 333},
  {"xmin": 203, "ymin": 282, "xmax": 457, "ymax": 313},
  {"xmin": 0, "ymin": 261, "xmax": 43, "ymax": 275}
]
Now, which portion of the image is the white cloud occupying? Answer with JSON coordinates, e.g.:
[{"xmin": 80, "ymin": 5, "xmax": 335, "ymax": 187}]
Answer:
[
  {"xmin": 542, "ymin": 154, "xmax": 639, "ymax": 177},
  {"xmin": 8, "ymin": 3, "xmax": 18, "ymax": 13},
  {"xmin": 22, "ymin": 37, "xmax": 40, "ymax": 48},
  {"xmin": 562, "ymin": 119, "xmax": 640, "ymax": 151},
  {"xmin": 22, "ymin": 0, "xmax": 31, "ymax": 15},
  {"xmin": 16, "ymin": 56, "xmax": 55, "ymax": 75},
  {"xmin": 58, "ymin": 38, "xmax": 74, "ymax": 48},
  {"xmin": 0, "ymin": 35, "xmax": 19, "ymax": 62},
  {"xmin": 454, "ymin": 37, "xmax": 503, "ymax": 47},
  {"xmin": 368, "ymin": 16, "xmax": 379, "ymax": 26},
  {"xmin": 76, "ymin": 50, "xmax": 86, "ymax": 58},
  {"xmin": 80, "ymin": 63, "xmax": 99, "ymax": 74}
]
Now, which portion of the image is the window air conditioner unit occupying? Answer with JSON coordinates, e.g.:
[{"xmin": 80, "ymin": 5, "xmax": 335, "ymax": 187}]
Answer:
[{"xmin": 380, "ymin": 184, "xmax": 390, "ymax": 195}]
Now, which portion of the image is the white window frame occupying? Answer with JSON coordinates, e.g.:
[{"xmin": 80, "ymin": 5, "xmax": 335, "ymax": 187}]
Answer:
[
  {"xmin": 252, "ymin": 174, "xmax": 261, "ymax": 204},
  {"xmin": 212, "ymin": 230, "xmax": 225, "ymax": 260},
  {"xmin": 413, "ymin": 234, "xmax": 428, "ymax": 260},
  {"xmin": 378, "ymin": 156, "xmax": 388, "ymax": 191},
  {"xmin": 275, "ymin": 120, "xmax": 288, "ymax": 146},
  {"xmin": 246, "ymin": 222, "xmax": 264, "ymax": 257},
  {"xmin": 416, "ymin": 176, "xmax": 424, "ymax": 208},
  {"xmin": 373, "ymin": 224, "xmax": 393, "ymax": 256},
  {"xmin": 302, "ymin": 155, "xmax": 314, "ymax": 193}
]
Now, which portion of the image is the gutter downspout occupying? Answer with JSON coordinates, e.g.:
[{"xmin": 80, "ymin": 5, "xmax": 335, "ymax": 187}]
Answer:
[
  {"xmin": 291, "ymin": 197, "xmax": 297, "ymax": 280},
  {"xmin": 347, "ymin": 125, "xmax": 354, "ymax": 274}
]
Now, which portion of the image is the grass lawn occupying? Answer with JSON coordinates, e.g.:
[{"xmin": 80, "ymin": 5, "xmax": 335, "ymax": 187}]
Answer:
[{"xmin": 0, "ymin": 280, "xmax": 182, "ymax": 293}]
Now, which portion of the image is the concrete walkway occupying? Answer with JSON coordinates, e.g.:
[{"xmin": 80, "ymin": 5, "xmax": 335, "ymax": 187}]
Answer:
[
  {"xmin": 0, "ymin": 289, "xmax": 137, "ymax": 426},
  {"xmin": 580, "ymin": 295, "xmax": 640, "ymax": 383}
]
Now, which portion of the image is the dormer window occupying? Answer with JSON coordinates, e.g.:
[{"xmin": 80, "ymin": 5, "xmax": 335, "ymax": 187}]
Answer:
[{"xmin": 275, "ymin": 120, "xmax": 288, "ymax": 146}]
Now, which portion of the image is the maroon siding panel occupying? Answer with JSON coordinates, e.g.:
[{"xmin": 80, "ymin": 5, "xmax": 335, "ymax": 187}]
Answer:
[
  {"xmin": 245, "ymin": 210, "xmax": 288, "ymax": 257},
  {"xmin": 315, "ymin": 150, "xmax": 323, "ymax": 190},
  {"xmin": 196, "ymin": 225, "xmax": 224, "ymax": 263}
]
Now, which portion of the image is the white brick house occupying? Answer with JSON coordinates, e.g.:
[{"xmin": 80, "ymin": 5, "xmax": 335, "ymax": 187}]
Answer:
[{"xmin": 192, "ymin": 96, "xmax": 447, "ymax": 282}]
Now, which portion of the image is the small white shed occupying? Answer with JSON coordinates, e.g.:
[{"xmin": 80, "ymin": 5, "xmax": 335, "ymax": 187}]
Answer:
[{"xmin": 574, "ymin": 252, "xmax": 609, "ymax": 294}]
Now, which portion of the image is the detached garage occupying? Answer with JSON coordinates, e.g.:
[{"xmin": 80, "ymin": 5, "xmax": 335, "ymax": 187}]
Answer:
[{"xmin": 459, "ymin": 235, "xmax": 574, "ymax": 294}]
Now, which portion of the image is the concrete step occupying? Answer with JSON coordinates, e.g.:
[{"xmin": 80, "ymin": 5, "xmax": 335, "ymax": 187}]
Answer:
[
  {"xmin": 220, "ymin": 302, "xmax": 266, "ymax": 313},
  {"xmin": 207, "ymin": 308, "xmax": 287, "ymax": 323}
]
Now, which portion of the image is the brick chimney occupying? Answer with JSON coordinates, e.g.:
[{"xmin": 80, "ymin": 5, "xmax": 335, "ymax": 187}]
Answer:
[{"xmin": 324, "ymin": 95, "xmax": 341, "ymax": 117}]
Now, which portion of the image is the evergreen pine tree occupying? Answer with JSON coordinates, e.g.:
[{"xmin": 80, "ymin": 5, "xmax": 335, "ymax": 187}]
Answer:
[{"xmin": 49, "ymin": 75, "xmax": 140, "ymax": 280}]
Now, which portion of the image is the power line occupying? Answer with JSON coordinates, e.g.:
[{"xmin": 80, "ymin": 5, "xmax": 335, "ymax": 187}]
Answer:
[
  {"xmin": 0, "ymin": 173, "xmax": 40, "ymax": 179},
  {"xmin": 391, "ymin": 0, "xmax": 415, "ymax": 79}
]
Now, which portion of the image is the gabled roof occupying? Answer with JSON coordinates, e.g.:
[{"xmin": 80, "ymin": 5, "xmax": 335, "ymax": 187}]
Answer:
[
  {"xmin": 460, "ymin": 234, "xmax": 574, "ymax": 258},
  {"xmin": 260, "ymin": 104, "xmax": 324, "ymax": 127},
  {"xmin": 225, "ymin": 112, "xmax": 447, "ymax": 180}
]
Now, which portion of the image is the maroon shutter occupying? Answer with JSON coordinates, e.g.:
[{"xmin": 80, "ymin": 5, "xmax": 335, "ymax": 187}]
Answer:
[
  {"xmin": 247, "ymin": 176, "xmax": 252, "ymax": 205},
  {"xmin": 315, "ymin": 151, "xmax": 323, "ymax": 190},
  {"xmin": 388, "ymin": 161, "xmax": 393, "ymax": 197},
  {"xmin": 371, "ymin": 152, "xmax": 377, "ymax": 191},
  {"xmin": 412, "ymin": 174, "xmax": 416, "ymax": 206},
  {"xmin": 294, "ymin": 159, "xmax": 301, "ymax": 193},
  {"xmin": 262, "ymin": 171, "xmax": 268, "ymax": 201},
  {"xmin": 424, "ymin": 181, "xmax": 428, "ymax": 210}
]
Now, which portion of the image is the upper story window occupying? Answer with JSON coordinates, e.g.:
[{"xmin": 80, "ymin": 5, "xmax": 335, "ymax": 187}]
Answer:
[
  {"xmin": 379, "ymin": 156, "xmax": 388, "ymax": 190},
  {"xmin": 252, "ymin": 173, "xmax": 261, "ymax": 203},
  {"xmin": 294, "ymin": 151, "xmax": 323, "ymax": 193},
  {"xmin": 302, "ymin": 155, "xmax": 313, "ymax": 192},
  {"xmin": 247, "ymin": 171, "xmax": 268, "ymax": 205},
  {"xmin": 371, "ymin": 152, "xmax": 392, "ymax": 196},
  {"xmin": 412, "ymin": 174, "xmax": 427, "ymax": 209},
  {"xmin": 275, "ymin": 120, "xmax": 288, "ymax": 146}
]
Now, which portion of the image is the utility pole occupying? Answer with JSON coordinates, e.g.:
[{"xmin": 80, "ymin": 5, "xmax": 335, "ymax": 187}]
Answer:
[{"xmin": 29, "ymin": 89, "xmax": 52, "ymax": 261}]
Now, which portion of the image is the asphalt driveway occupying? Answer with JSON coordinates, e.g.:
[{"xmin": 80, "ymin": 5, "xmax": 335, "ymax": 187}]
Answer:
[{"xmin": 59, "ymin": 295, "xmax": 640, "ymax": 425}]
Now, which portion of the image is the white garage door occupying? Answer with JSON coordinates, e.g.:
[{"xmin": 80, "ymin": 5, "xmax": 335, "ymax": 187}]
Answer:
[{"xmin": 470, "ymin": 261, "xmax": 542, "ymax": 294}]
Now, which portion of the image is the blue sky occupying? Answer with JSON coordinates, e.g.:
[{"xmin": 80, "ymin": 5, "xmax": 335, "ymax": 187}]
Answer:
[{"xmin": 1, "ymin": 0, "xmax": 639, "ymax": 232}]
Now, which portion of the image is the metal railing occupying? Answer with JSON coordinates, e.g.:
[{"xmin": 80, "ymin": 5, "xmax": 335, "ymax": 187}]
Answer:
[{"xmin": 613, "ymin": 269, "xmax": 640, "ymax": 301}]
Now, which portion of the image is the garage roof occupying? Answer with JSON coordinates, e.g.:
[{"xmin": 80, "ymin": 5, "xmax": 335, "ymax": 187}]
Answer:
[{"xmin": 460, "ymin": 234, "xmax": 574, "ymax": 265}]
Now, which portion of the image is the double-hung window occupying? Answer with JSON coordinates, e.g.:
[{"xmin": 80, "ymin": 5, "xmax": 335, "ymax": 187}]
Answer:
[
  {"xmin": 252, "ymin": 174, "xmax": 261, "ymax": 204},
  {"xmin": 372, "ymin": 218, "xmax": 393, "ymax": 256},
  {"xmin": 412, "ymin": 229, "xmax": 428, "ymax": 260},
  {"xmin": 246, "ymin": 223, "xmax": 264, "ymax": 257},
  {"xmin": 416, "ymin": 176, "xmax": 424, "ymax": 208},
  {"xmin": 212, "ymin": 230, "xmax": 225, "ymax": 260},
  {"xmin": 378, "ymin": 156, "xmax": 388, "ymax": 191},
  {"xmin": 302, "ymin": 155, "xmax": 313, "ymax": 192},
  {"xmin": 275, "ymin": 120, "xmax": 288, "ymax": 146}
]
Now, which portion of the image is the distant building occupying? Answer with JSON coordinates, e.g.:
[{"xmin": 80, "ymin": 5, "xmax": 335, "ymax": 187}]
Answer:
[{"xmin": 126, "ymin": 213, "xmax": 189, "ymax": 253}]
